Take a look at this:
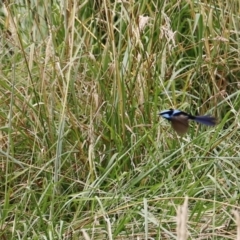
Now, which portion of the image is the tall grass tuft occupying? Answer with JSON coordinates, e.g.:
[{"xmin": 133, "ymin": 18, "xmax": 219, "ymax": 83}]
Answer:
[{"xmin": 0, "ymin": 0, "xmax": 240, "ymax": 239}]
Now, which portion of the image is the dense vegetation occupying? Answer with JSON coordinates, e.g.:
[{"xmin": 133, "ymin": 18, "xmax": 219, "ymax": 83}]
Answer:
[{"xmin": 0, "ymin": 1, "xmax": 240, "ymax": 239}]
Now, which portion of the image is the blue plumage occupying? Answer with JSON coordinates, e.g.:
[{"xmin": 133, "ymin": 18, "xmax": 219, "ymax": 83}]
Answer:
[
  {"xmin": 193, "ymin": 115, "xmax": 216, "ymax": 126},
  {"xmin": 159, "ymin": 109, "xmax": 217, "ymax": 135}
]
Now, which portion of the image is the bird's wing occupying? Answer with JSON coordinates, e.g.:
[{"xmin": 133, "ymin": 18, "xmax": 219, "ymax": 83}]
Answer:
[{"xmin": 171, "ymin": 115, "xmax": 189, "ymax": 136}]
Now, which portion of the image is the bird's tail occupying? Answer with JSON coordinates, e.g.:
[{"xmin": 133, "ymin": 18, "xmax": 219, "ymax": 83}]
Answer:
[{"xmin": 194, "ymin": 115, "xmax": 217, "ymax": 126}]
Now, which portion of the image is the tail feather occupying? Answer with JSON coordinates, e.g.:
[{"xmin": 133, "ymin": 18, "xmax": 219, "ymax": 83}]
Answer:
[{"xmin": 194, "ymin": 115, "xmax": 217, "ymax": 126}]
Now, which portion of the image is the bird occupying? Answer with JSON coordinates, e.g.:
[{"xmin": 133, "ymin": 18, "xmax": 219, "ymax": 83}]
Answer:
[{"xmin": 159, "ymin": 109, "xmax": 217, "ymax": 136}]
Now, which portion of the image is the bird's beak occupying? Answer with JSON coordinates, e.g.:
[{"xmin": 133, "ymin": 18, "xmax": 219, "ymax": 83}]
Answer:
[{"xmin": 171, "ymin": 116, "xmax": 189, "ymax": 136}]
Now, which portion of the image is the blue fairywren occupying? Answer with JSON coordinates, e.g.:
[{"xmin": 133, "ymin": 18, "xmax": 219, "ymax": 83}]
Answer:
[{"xmin": 159, "ymin": 109, "xmax": 217, "ymax": 136}]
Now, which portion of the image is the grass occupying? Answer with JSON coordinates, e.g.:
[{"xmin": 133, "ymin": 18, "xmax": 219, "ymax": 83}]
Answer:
[{"xmin": 0, "ymin": 0, "xmax": 240, "ymax": 239}]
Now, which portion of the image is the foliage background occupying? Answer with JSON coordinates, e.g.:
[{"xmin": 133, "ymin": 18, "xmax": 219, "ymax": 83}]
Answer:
[{"xmin": 0, "ymin": 0, "xmax": 240, "ymax": 239}]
